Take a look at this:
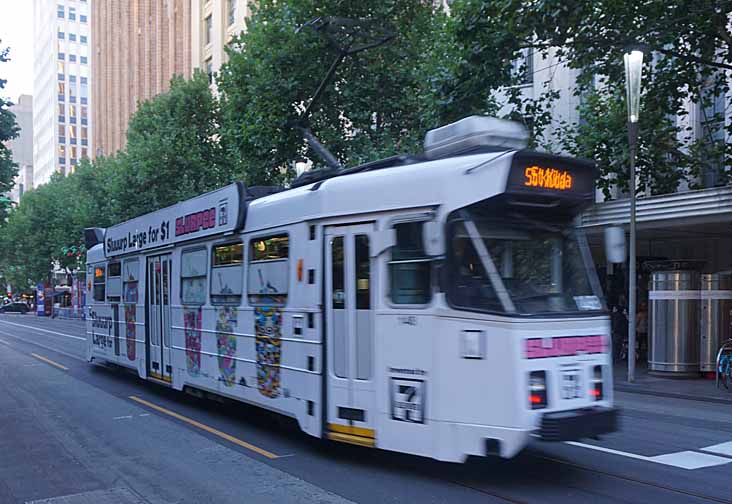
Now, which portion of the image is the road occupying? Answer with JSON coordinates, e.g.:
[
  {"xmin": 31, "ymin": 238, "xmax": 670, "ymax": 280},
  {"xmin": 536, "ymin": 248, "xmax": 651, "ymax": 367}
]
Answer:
[{"xmin": 1, "ymin": 314, "xmax": 731, "ymax": 504}]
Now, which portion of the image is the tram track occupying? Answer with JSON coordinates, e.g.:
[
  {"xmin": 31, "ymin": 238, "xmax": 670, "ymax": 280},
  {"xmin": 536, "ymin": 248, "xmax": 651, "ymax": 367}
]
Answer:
[{"xmin": 532, "ymin": 454, "xmax": 732, "ymax": 503}]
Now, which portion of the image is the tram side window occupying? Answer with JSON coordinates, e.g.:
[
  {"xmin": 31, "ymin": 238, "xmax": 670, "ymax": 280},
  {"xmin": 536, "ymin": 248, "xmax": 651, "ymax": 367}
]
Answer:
[
  {"xmin": 93, "ymin": 265, "xmax": 106, "ymax": 302},
  {"xmin": 389, "ymin": 221, "xmax": 432, "ymax": 304},
  {"xmin": 248, "ymin": 235, "xmax": 288, "ymax": 306},
  {"xmin": 211, "ymin": 242, "xmax": 243, "ymax": 304},
  {"xmin": 107, "ymin": 262, "xmax": 121, "ymax": 302},
  {"xmin": 181, "ymin": 248, "xmax": 207, "ymax": 305},
  {"xmin": 123, "ymin": 259, "xmax": 139, "ymax": 303}
]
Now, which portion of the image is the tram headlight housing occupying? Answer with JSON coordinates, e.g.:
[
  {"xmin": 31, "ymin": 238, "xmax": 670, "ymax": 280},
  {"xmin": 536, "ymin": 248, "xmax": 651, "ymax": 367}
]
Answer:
[
  {"xmin": 529, "ymin": 371, "xmax": 548, "ymax": 409},
  {"xmin": 590, "ymin": 365, "xmax": 604, "ymax": 401}
]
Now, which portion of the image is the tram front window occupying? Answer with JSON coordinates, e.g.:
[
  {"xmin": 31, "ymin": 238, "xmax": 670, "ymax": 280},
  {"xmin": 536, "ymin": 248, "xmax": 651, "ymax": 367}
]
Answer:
[{"xmin": 448, "ymin": 218, "xmax": 604, "ymax": 315}]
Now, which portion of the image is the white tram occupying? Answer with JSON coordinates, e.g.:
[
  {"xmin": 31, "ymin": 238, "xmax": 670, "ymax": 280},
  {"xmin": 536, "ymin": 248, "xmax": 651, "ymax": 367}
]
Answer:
[{"xmin": 85, "ymin": 116, "xmax": 618, "ymax": 462}]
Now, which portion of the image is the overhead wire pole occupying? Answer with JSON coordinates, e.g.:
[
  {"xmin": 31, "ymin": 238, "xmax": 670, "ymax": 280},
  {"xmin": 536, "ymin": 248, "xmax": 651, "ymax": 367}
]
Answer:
[{"xmin": 292, "ymin": 17, "xmax": 395, "ymax": 172}]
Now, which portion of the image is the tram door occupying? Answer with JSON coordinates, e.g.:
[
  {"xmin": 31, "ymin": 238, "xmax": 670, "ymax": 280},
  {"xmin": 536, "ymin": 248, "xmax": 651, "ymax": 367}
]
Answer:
[
  {"xmin": 325, "ymin": 224, "xmax": 376, "ymax": 446},
  {"xmin": 146, "ymin": 255, "xmax": 173, "ymax": 382}
]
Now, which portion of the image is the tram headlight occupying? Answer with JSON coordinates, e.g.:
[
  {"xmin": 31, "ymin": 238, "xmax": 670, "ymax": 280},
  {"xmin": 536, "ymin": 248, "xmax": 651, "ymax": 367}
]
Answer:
[
  {"xmin": 590, "ymin": 365, "xmax": 604, "ymax": 401},
  {"xmin": 529, "ymin": 371, "xmax": 548, "ymax": 409}
]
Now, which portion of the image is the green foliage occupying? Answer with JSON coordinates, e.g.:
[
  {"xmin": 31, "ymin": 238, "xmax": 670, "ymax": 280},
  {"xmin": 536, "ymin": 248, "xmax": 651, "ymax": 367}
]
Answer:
[
  {"xmin": 0, "ymin": 72, "xmax": 230, "ymax": 285},
  {"xmin": 217, "ymin": 0, "xmax": 446, "ymax": 183},
  {"xmin": 0, "ymin": 42, "xmax": 20, "ymax": 219},
  {"xmin": 447, "ymin": 0, "xmax": 732, "ymax": 195},
  {"xmin": 111, "ymin": 72, "xmax": 233, "ymax": 221}
]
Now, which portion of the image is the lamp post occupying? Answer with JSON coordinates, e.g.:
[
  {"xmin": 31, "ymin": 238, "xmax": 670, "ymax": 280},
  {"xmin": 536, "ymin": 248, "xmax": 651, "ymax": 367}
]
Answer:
[{"xmin": 624, "ymin": 49, "xmax": 643, "ymax": 382}]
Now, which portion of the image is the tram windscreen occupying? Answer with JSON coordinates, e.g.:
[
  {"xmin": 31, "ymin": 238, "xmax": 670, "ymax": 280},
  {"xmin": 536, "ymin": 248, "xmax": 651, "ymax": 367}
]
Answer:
[{"xmin": 447, "ymin": 217, "xmax": 605, "ymax": 316}]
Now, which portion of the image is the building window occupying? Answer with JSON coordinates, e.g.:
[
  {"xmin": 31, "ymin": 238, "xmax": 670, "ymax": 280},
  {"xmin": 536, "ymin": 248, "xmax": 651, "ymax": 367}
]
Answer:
[
  {"xmin": 205, "ymin": 15, "xmax": 212, "ymax": 45},
  {"xmin": 57, "ymin": 82, "xmax": 65, "ymax": 95},
  {"xmin": 81, "ymin": 148, "xmax": 88, "ymax": 159},
  {"xmin": 68, "ymin": 7, "xmax": 76, "ymax": 21},
  {"xmin": 699, "ymin": 83, "xmax": 727, "ymax": 188},
  {"xmin": 58, "ymin": 52, "xmax": 65, "ymax": 60},
  {"xmin": 80, "ymin": 97, "xmax": 86, "ymax": 105},
  {"xmin": 69, "ymin": 33, "xmax": 76, "ymax": 42},
  {"xmin": 69, "ymin": 54, "xmax": 76, "ymax": 62},
  {"xmin": 59, "ymin": 156, "xmax": 66, "ymax": 165},
  {"xmin": 80, "ymin": 14, "xmax": 87, "ymax": 23},
  {"xmin": 57, "ymin": 31, "xmax": 65, "ymax": 39},
  {"xmin": 58, "ymin": 104, "xmax": 65, "ymax": 116},
  {"xmin": 80, "ymin": 35, "xmax": 87, "ymax": 44},
  {"xmin": 205, "ymin": 58, "xmax": 213, "ymax": 84},
  {"xmin": 228, "ymin": 0, "xmax": 236, "ymax": 26},
  {"xmin": 80, "ymin": 56, "xmax": 87, "ymax": 64},
  {"xmin": 81, "ymin": 127, "xmax": 88, "ymax": 146},
  {"xmin": 511, "ymin": 48, "xmax": 533, "ymax": 86},
  {"xmin": 58, "ymin": 73, "xmax": 64, "ymax": 81},
  {"xmin": 69, "ymin": 74, "xmax": 76, "ymax": 83},
  {"xmin": 57, "ymin": 5, "xmax": 64, "ymax": 17},
  {"xmin": 80, "ymin": 77, "xmax": 87, "ymax": 84}
]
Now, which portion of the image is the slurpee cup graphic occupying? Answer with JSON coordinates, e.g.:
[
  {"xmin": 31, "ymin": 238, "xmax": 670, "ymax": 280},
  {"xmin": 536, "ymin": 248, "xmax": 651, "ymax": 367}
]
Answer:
[
  {"xmin": 124, "ymin": 305, "xmax": 136, "ymax": 361},
  {"xmin": 255, "ymin": 305, "xmax": 282, "ymax": 398},
  {"xmin": 216, "ymin": 306, "xmax": 238, "ymax": 387},
  {"xmin": 184, "ymin": 307, "xmax": 202, "ymax": 377}
]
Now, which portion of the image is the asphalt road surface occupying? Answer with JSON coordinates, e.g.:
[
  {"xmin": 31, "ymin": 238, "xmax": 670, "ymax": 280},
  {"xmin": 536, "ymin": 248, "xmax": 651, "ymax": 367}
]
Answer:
[{"xmin": 1, "ymin": 314, "xmax": 731, "ymax": 504}]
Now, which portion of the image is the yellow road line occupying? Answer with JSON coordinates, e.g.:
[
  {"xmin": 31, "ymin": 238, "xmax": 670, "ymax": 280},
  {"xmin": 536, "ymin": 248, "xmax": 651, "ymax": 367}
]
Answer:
[
  {"xmin": 31, "ymin": 353, "xmax": 69, "ymax": 371},
  {"xmin": 128, "ymin": 395, "xmax": 280, "ymax": 459}
]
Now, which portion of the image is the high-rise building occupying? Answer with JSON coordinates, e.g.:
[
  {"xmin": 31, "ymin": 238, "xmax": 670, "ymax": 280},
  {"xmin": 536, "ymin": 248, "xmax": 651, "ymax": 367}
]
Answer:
[
  {"xmin": 191, "ymin": 0, "xmax": 249, "ymax": 87},
  {"xmin": 6, "ymin": 95, "xmax": 34, "ymax": 202},
  {"xmin": 33, "ymin": 0, "xmax": 92, "ymax": 187},
  {"xmin": 91, "ymin": 1, "xmax": 192, "ymax": 158}
]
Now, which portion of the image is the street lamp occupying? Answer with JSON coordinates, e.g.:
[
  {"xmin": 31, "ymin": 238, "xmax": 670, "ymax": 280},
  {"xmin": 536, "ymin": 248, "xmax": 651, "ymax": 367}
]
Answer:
[{"xmin": 624, "ymin": 49, "xmax": 643, "ymax": 382}]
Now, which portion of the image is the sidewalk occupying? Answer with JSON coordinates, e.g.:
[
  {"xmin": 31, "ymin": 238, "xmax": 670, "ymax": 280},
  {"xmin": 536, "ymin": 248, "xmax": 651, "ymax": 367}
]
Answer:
[{"xmin": 613, "ymin": 362, "xmax": 732, "ymax": 404}]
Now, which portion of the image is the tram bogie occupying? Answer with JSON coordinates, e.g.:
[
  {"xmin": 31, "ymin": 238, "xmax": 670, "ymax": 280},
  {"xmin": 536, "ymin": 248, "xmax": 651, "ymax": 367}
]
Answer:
[{"xmin": 85, "ymin": 116, "xmax": 618, "ymax": 462}]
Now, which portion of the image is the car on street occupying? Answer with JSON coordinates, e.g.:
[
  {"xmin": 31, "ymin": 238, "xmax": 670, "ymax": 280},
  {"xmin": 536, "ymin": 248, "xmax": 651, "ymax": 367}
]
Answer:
[{"xmin": 0, "ymin": 302, "xmax": 29, "ymax": 314}]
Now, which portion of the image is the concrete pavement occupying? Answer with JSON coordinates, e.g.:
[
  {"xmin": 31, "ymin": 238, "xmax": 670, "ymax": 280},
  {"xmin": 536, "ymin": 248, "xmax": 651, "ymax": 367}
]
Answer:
[{"xmin": 1, "ymin": 314, "xmax": 732, "ymax": 503}]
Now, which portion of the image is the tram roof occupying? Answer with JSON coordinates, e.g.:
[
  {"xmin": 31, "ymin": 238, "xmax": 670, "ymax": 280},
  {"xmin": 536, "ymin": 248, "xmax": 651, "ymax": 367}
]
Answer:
[{"xmin": 244, "ymin": 150, "xmax": 512, "ymax": 232}]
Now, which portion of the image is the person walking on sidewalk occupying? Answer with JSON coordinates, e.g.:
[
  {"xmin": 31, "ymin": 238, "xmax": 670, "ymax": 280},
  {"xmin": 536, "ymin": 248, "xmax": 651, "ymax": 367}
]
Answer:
[{"xmin": 637, "ymin": 301, "xmax": 649, "ymax": 362}]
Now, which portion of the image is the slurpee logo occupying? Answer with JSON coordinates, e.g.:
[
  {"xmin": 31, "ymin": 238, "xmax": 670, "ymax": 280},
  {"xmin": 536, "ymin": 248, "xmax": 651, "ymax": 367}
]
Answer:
[{"xmin": 524, "ymin": 335, "xmax": 607, "ymax": 359}]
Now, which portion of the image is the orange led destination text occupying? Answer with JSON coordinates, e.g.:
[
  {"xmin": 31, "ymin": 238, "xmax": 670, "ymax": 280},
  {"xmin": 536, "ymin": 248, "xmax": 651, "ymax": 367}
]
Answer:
[{"xmin": 524, "ymin": 166, "xmax": 573, "ymax": 190}]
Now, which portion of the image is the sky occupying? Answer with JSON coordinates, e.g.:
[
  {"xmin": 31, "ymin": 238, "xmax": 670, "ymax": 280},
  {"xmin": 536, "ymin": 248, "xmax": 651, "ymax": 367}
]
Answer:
[{"xmin": 0, "ymin": 0, "xmax": 34, "ymax": 103}]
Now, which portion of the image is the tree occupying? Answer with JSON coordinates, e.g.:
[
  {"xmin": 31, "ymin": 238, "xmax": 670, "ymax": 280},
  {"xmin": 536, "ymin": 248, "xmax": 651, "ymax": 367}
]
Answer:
[
  {"xmin": 446, "ymin": 0, "xmax": 732, "ymax": 196},
  {"xmin": 217, "ymin": 0, "xmax": 447, "ymax": 185},
  {"xmin": 0, "ymin": 42, "xmax": 19, "ymax": 219},
  {"xmin": 110, "ymin": 71, "xmax": 233, "ymax": 221}
]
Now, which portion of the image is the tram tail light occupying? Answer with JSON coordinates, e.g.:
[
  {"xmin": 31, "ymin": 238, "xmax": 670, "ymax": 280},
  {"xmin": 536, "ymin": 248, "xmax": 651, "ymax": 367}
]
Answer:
[
  {"xmin": 529, "ymin": 371, "xmax": 548, "ymax": 409},
  {"xmin": 590, "ymin": 365, "xmax": 604, "ymax": 401}
]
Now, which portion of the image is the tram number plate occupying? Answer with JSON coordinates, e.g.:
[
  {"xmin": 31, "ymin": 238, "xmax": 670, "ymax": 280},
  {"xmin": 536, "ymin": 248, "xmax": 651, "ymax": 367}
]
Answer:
[{"xmin": 560, "ymin": 369, "xmax": 582, "ymax": 400}]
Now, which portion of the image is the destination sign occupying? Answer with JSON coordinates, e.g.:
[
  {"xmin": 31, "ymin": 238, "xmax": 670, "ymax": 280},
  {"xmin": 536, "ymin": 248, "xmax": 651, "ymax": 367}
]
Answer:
[
  {"xmin": 507, "ymin": 151, "xmax": 596, "ymax": 203},
  {"xmin": 104, "ymin": 183, "xmax": 244, "ymax": 258},
  {"xmin": 523, "ymin": 166, "xmax": 573, "ymax": 190}
]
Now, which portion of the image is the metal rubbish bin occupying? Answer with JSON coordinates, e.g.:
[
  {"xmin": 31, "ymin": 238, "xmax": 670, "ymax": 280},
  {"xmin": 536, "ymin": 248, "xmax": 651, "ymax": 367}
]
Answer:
[
  {"xmin": 700, "ymin": 273, "xmax": 732, "ymax": 372},
  {"xmin": 648, "ymin": 270, "xmax": 701, "ymax": 376}
]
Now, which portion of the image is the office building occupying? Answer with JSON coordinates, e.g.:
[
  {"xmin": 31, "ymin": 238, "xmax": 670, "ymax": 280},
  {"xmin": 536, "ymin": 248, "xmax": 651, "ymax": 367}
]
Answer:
[
  {"xmin": 91, "ymin": 0, "xmax": 192, "ymax": 157},
  {"xmin": 33, "ymin": 0, "xmax": 92, "ymax": 187},
  {"xmin": 6, "ymin": 95, "xmax": 34, "ymax": 201},
  {"xmin": 191, "ymin": 0, "xmax": 249, "ymax": 86}
]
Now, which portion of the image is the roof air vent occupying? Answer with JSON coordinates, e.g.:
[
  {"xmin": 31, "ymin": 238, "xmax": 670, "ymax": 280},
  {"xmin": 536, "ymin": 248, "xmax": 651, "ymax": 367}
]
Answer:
[{"xmin": 424, "ymin": 116, "xmax": 529, "ymax": 160}]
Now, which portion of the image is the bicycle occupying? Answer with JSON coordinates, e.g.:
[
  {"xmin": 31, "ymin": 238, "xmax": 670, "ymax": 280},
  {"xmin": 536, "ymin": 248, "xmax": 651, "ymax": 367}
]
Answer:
[{"xmin": 716, "ymin": 339, "xmax": 732, "ymax": 391}]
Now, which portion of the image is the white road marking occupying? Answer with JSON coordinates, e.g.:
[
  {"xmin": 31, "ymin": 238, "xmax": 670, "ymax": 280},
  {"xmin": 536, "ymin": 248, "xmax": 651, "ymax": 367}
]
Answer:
[
  {"xmin": 139, "ymin": 413, "xmax": 150, "ymax": 417},
  {"xmin": 114, "ymin": 415, "xmax": 133, "ymax": 420},
  {"xmin": 701, "ymin": 441, "xmax": 732, "ymax": 457},
  {"xmin": 0, "ymin": 319, "xmax": 85, "ymax": 340},
  {"xmin": 0, "ymin": 338, "xmax": 10, "ymax": 345},
  {"xmin": 0, "ymin": 328, "xmax": 86, "ymax": 362},
  {"xmin": 565, "ymin": 441, "xmax": 732, "ymax": 470}
]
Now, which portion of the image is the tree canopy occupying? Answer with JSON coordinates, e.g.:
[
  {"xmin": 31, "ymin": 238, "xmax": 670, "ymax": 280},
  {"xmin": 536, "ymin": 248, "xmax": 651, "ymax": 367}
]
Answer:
[
  {"xmin": 0, "ymin": 42, "xmax": 19, "ymax": 220},
  {"xmin": 217, "ymin": 0, "xmax": 447, "ymax": 184}
]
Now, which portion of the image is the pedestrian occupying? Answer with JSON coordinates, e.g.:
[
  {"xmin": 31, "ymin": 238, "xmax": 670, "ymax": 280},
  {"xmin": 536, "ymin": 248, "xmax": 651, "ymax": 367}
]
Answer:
[
  {"xmin": 637, "ymin": 301, "xmax": 649, "ymax": 362},
  {"xmin": 611, "ymin": 304, "xmax": 627, "ymax": 363}
]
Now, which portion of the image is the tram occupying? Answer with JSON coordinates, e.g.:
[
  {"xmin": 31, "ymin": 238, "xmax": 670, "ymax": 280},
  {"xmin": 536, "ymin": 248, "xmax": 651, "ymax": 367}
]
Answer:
[{"xmin": 85, "ymin": 116, "xmax": 618, "ymax": 462}]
